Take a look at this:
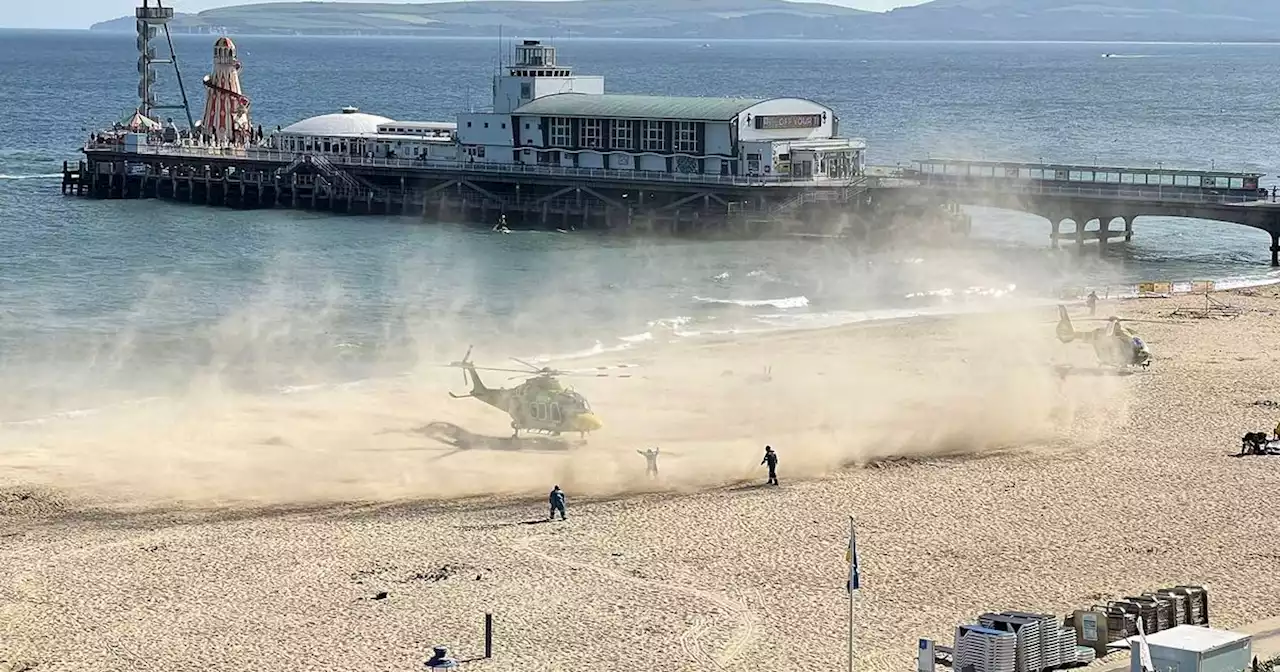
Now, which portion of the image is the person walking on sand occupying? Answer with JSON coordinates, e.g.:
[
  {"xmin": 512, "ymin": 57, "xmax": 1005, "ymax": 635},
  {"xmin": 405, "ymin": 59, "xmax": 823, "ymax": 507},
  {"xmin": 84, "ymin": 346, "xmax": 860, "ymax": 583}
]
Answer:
[
  {"xmin": 638, "ymin": 447, "xmax": 660, "ymax": 479},
  {"xmin": 549, "ymin": 485, "xmax": 566, "ymax": 521},
  {"xmin": 761, "ymin": 446, "xmax": 779, "ymax": 486},
  {"xmin": 1086, "ymin": 291, "xmax": 1098, "ymax": 316}
]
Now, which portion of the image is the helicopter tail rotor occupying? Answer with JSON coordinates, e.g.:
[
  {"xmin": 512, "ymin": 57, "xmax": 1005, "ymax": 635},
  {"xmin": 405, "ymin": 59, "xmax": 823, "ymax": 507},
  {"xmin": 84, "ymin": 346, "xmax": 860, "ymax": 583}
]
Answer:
[{"xmin": 449, "ymin": 346, "xmax": 475, "ymax": 387}]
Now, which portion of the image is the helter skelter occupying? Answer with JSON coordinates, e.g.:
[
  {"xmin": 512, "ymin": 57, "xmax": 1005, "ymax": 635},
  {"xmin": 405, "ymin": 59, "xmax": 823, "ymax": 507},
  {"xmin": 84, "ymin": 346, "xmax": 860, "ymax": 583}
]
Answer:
[{"xmin": 200, "ymin": 36, "xmax": 252, "ymax": 143}]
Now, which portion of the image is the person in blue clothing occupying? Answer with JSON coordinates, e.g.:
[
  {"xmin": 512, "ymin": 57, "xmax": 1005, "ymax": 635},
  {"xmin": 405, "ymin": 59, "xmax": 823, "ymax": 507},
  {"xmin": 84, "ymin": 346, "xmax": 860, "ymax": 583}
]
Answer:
[
  {"xmin": 761, "ymin": 445, "xmax": 779, "ymax": 485},
  {"xmin": 549, "ymin": 485, "xmax": 566, "ymax": 520}
]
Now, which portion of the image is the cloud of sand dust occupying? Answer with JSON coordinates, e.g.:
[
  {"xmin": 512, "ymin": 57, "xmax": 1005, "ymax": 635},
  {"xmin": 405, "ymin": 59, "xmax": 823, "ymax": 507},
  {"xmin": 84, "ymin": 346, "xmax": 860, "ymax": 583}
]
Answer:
[{"xmin": 0, "ymin": 212, "xmax": 1134, "ymax": 511}]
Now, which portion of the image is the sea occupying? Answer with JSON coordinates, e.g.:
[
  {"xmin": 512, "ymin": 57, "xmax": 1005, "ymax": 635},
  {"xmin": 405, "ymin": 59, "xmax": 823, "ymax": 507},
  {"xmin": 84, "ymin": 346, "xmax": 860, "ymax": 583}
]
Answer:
[{"xmin": 2, "ymin": 31, "xmax": 1279, "ymax": 422}]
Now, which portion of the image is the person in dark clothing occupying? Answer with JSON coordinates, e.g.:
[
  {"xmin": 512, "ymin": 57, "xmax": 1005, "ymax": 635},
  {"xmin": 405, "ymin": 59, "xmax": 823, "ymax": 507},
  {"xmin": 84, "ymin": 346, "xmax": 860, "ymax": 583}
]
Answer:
[
  {"xmin": 1086, "ymin": 291, "xmax": 1098, "ymax": 316},
  {"xmin": 426, "ymin": 646, "xmax": 459, "ymax": 669},
  {"xmin": 761, "ymin": 446, "xmax": 779, "ymax": 485},
  {"xmin": 549, "ymin": 485, "xmax": 566, "ymax": 520},
  {"xmin": 637, "ymin": 447, "xmax": 660, "ymax": 479}
]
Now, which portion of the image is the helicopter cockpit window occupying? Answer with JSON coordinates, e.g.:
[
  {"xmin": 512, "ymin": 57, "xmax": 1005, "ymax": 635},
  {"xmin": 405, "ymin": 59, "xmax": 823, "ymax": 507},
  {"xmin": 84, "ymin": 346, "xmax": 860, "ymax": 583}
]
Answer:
[{"xmin": 563, "ymin": 391, "xmax": 590, "ymax": 412}]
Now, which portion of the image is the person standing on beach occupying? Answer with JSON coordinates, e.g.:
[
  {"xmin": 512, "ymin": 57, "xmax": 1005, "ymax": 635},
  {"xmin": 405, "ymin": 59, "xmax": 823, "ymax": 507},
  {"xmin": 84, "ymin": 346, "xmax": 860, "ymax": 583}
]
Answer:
[
  {"xmin": 638, "ymin": 447, "xmax": 660, "ymax": 479},
  {"xmin": 761, "ymin": 446, "xmax": 779, "ymax": 486},
  {"xmin": 1086, "ymin": 291, "xmax": 1098, "ymax": 316},
  {"xmin": 549, "ymin": 485, "xmax": 566, "ymax": 521}
]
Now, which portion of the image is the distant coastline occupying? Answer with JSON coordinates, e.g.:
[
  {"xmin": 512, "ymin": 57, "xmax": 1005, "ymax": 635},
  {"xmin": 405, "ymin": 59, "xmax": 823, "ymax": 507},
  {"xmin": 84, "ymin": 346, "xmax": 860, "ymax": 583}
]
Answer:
[{"xmin": 84, "ymin": 0, "xmax": 1280, "ymax": 43}]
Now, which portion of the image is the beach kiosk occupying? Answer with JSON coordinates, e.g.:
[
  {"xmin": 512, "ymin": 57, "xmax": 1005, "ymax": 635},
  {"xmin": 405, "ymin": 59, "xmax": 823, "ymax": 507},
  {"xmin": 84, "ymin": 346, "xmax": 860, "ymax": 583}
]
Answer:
[{"xmin": 1128, "ymin": 625, "xmax": 1250, "ymax": 672}]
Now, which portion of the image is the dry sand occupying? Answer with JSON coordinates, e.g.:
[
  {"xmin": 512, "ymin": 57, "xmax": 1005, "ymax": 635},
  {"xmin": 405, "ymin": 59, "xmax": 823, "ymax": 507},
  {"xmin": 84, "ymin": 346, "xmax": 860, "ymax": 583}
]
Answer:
[{"xmin": 4, "ymin": 286, "xmax": 1280, "ymax": 671}]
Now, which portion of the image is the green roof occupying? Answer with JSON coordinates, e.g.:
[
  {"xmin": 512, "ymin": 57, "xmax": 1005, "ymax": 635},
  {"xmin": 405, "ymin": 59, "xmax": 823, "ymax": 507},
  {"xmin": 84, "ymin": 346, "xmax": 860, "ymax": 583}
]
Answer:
[{"xmin": 512, "ymin": 94, "xmax": 766, "ymax": 121}]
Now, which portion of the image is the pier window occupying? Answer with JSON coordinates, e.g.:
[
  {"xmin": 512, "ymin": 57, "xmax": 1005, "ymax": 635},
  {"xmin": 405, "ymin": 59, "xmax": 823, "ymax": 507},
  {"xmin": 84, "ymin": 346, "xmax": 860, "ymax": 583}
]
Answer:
[
  {"xmin": 550, "ymin": 117, "xmax": 572, "ymax": 147},
  {"xmin": 674, "ymin": 122, "xmax": 697, "ymax": 153},
  {"xmin": 642, "ymin": 121, "xmax": 665, "ymax": 152},
  {"xmin": 580, "ymin": 118, "xmax": 602, "ymax": 149},
  {"xmin": 611, "ymin": 121, "xmax": 633, "ymax": 150}
]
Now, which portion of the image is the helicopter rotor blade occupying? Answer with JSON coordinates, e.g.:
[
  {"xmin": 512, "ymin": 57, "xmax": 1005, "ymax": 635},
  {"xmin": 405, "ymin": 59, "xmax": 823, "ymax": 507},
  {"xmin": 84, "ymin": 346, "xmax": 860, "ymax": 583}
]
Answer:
[
  {"xmin": 510, "ymin": 357, "xmax": 543, "ymax": 372},
  {"xmin": 443, "ymin": 364, "xmax": 540, "ymax": 375},
  {"xmin": 561, "ymin": 364, "xmax": 640, "ymax": 374}
]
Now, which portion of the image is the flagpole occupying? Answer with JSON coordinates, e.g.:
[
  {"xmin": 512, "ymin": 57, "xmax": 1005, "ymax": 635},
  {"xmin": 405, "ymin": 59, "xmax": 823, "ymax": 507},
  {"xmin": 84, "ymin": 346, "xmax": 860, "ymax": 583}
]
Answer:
[{"xmin": 848, "ymin": 515, "xmax": 855, "ymax": 672}]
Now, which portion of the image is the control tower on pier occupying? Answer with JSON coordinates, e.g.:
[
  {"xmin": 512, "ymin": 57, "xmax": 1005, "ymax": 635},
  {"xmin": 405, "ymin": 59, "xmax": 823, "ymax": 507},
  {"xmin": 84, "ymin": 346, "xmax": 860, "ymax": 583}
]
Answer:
[{"xmin": 491, "ymin": 40, "xmax": 603, "ymax": 114}]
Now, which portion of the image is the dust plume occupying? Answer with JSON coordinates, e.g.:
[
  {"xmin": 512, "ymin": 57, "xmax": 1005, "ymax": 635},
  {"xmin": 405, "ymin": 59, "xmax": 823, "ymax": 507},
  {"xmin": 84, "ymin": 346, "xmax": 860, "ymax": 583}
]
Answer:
[{"xmin": 0, "ymin": 231, "xmax": 1131, "ymax": 511}]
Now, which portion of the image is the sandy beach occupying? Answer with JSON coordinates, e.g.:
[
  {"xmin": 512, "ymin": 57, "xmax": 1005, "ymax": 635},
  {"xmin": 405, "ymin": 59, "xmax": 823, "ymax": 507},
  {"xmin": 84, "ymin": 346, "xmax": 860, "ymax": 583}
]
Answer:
[{"xmin": 4, "ymin": 285, "xmax": 1280, "ymax": 672}]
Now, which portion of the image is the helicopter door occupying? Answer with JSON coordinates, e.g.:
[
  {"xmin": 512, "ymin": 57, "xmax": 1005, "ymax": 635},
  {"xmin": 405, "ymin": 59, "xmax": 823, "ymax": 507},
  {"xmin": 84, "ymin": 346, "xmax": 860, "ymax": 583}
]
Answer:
[{"xmin": 549, "ymin": 403, "xmax": 562, "ymax": 424}]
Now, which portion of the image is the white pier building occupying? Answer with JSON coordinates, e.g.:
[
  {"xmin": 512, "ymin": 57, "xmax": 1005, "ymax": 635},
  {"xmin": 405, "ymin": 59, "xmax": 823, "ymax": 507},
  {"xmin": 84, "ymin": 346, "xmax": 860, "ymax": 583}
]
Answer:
[
  {"xmin": 269, "ymin": 40, "xmax": 865, "ymax": 181},
  {"xmin": 458, "ymin": 40, "xmax": 864, "ymax": 179}
]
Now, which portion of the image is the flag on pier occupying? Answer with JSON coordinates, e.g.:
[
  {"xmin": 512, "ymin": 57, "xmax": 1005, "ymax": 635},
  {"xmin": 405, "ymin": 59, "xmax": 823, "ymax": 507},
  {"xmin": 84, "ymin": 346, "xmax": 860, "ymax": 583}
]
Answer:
[{"xmin": 845, "ymin": 517, "xmax": 861, "ymax": 593}]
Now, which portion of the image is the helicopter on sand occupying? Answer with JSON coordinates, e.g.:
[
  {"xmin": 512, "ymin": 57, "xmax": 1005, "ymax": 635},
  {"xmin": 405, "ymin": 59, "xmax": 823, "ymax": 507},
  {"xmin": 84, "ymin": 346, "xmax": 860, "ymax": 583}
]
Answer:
[
  {"xmin": 445, "ymin": 347, "xmax": 635, "ymax": 439},
  {"xmin": 1055, "ymin": 305, "xmax": 1153, "ymax": 369}
]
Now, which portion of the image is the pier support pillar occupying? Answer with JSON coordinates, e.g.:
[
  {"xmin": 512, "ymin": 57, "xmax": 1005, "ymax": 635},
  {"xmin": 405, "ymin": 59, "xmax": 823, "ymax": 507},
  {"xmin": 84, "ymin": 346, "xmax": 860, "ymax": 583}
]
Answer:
[
  {"xmin": 1124, "ymin": 217, "xmax": 1133, "ymax": 242},
  {"xmin": 1271, "ymin": 230, "xmax": 1279, "ymax": 267},
  {"xmin": 1098, "ymin": 217, "xmax": 1111, "ymax": 255},
  {"xmin": 1074, "ymin": 217, "xmax": 1087, "ymax": 250}
]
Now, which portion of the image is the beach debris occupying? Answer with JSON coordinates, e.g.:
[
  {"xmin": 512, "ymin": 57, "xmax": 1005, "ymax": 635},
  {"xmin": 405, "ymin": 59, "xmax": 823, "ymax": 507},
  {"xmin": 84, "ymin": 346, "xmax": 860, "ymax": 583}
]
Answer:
[
  {"xmin": 370, "ymin": 591, "xmax": 388, "ymax": 600},
  {"xmin": 403, "ymin": 564, "xmax": 485, "ymax": 583},
  {"xmin": 350, "ymin": 563, "xmax": 398, "ymax": 584},
  {"xmin": 1251, "ymin": 400, "xmax": 1280, "ymax": 408}
]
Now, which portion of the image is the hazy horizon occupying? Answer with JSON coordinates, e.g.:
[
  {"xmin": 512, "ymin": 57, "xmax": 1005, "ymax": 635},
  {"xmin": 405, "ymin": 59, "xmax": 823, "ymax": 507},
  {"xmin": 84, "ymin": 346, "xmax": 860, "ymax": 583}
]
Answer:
[{"xmin": 3, "ymin": 0, "xmax": 930, "ymax": 31}]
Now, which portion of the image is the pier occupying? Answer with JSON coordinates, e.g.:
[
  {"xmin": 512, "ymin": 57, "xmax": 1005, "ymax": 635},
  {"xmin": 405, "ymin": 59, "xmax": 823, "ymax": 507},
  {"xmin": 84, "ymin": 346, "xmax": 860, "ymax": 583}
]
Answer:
[
  {"xmin": 61, "ymin": 147, "xmax": 1280, "ymax": 265},
  {"xmin": 62, "ymin": 142, "xmax": 877, "ymax": 237},
  {"xmin": 58, "ymin": 5, "xmax": 1280, "ymax": 265}
]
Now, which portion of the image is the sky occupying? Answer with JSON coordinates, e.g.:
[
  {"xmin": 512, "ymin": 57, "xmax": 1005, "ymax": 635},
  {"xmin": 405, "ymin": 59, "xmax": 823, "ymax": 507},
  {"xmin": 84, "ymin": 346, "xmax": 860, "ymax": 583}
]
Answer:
[{"xmin": 3, "ymin": 0, "xmax": 931, "ymax": 30}]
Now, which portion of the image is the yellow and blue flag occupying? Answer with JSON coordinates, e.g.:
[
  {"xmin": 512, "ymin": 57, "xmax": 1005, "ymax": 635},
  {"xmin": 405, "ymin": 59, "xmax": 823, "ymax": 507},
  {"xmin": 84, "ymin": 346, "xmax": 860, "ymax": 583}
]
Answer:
[{"xmin": 845, "ymin": 520, "xmax": 861, "ymax": 593}]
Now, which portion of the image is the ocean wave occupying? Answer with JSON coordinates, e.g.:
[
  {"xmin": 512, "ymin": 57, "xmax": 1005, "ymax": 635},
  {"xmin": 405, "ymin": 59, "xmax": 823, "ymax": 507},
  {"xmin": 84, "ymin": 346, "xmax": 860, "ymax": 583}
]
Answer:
[
  {"xmin": 648, "ymin": 316, "xmax": 693, "ymax": 330},
  {"xmin": 692, "ymin": 295, "xmax": 810, "ymax": 309},
  {"xmin": 904, "ymin": 284, "xmax": 1016, "ymax": 300},
  {"xmin": 0, "ymin": 173, "xmax": 61, "ymax": 181},
  {"xmin": 619, "ymin": 332, "xmax": 654, "ymax": 343},
  {"xmin": 745, "ymin": 269, "xmax": 783, "ymax": 283},
  {"xmin": 524, "ymin": 339, "xmax": 637, "ymax": 364},
  {"xmin": 751, "ymin": 296, "xmax": 1058, "ymax": 332}
]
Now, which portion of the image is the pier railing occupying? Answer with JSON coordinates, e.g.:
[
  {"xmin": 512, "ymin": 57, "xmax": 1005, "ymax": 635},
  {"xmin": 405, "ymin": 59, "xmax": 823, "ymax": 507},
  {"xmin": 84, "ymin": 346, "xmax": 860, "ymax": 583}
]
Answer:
[
  {"xmin": 83, "ymin": 141, "xmax": 867, "ymax": 189},
  {"xmin": 883, "ymin": 174, "xmax": 1267, "ymax": 205}
]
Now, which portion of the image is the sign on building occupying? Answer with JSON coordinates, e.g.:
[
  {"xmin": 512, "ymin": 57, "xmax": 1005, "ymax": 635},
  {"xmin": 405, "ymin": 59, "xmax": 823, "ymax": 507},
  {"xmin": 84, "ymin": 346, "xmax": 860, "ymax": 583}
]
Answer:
[{"xmin": 754, "ymin": 114, "xmax": 822, "ymax": 130}]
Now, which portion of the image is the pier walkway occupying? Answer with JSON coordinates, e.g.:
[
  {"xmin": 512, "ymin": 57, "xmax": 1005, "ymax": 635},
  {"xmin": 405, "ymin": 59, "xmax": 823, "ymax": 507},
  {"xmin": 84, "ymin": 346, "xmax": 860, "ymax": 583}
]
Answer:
[{"xmin": 875, "ymin": 159, "xmax": 1280, "ymax": 265}]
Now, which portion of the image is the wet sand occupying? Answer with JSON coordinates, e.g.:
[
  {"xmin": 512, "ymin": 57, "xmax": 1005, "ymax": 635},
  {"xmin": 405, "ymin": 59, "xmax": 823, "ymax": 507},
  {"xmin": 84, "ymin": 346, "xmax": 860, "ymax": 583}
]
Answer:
[{"xmin": 4, "ymin": 286, "xmax": 1280, "ymax": 671}]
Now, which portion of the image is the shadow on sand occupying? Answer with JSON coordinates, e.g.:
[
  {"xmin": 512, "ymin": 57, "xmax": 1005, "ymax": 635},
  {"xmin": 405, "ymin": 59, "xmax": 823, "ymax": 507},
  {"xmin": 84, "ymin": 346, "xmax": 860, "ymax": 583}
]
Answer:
[{"xmin": 413, "ymin": 421, "xmax": 578, "ymax": 454}]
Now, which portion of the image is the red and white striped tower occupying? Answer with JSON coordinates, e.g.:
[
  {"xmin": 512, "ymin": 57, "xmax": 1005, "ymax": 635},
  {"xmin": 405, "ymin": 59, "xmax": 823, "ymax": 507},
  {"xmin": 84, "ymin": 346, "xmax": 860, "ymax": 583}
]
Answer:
[{"xmin": 200, "ymin": 36, "xmax": 252, "ymax": 143}]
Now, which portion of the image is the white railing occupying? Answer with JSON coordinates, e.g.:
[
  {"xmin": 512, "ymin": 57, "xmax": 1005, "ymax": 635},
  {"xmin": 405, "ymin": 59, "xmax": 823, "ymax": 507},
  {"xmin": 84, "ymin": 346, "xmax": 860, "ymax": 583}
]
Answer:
[
  {"xmin": 895, "ymin": 174, "xmax": 1267, "ymax": 205},
  {"xmin": 82, "ymin": 141, "xmax": 867, "ymax": 189}
]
